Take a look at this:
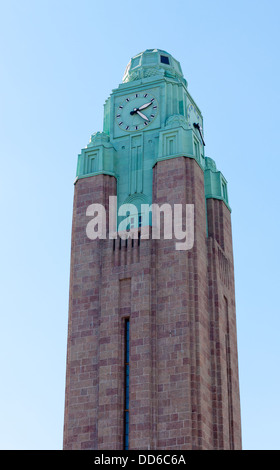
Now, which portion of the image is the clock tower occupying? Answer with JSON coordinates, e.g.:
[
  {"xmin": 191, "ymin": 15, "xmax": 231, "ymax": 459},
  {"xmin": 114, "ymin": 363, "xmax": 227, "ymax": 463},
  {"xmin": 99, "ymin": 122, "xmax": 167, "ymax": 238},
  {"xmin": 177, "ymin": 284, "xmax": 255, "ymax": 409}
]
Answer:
[{"xmin": 63, "ymin": 49, "xmax": 242, "ymax": 450}]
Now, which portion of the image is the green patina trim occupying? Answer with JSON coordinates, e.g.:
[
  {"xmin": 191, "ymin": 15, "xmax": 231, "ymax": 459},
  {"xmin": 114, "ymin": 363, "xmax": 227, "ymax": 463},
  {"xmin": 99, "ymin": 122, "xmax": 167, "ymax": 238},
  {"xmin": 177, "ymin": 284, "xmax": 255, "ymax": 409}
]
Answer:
[
  {"xmin": 153, "ymin": 153, "xmax": 205, "ymax": 170},
  {"xmin": 204, "ymin": 157, "xmax": 231, "ymax": 212},
  {"xmin": 205, "ymin": 194, "xmax": 232, "ymax": 212},
  {"xmin": 74, "ymin": 170, "xmax": 117, "ymax": 184}
]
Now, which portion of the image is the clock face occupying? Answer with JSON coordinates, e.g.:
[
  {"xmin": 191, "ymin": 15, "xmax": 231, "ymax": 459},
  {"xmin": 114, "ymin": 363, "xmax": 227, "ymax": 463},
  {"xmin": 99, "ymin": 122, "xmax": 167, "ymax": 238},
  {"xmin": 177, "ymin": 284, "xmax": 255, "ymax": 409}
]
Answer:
[
  {"xmin": 116, "ymin": 92, "xmax": 158, "ymax": 132},
  {"xmin": 187, "ymin": 103, "xmax": 201, "ymax": 128},
  {"xmin": 187, "ymin": 103, "xmax": 205, "ymax": 145}
]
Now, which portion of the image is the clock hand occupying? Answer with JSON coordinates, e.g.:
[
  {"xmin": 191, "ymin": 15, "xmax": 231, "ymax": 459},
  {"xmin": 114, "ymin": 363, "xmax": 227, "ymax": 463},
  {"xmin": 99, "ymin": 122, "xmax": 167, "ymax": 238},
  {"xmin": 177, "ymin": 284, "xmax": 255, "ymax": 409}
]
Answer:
[
  {"xmin": 138, "ymin": 101, "xmax": 153, "ymax": 111},
  {"xmin": 193, "ymin": 123, "xmax": 206, "ymax": 146},
  {"xmin": 137, "ymin": 110, "xmax": 149, "ymax": 121},
  {"xmin": 130, "ymin": 101, "xmax": 153, "ymax": 115}
]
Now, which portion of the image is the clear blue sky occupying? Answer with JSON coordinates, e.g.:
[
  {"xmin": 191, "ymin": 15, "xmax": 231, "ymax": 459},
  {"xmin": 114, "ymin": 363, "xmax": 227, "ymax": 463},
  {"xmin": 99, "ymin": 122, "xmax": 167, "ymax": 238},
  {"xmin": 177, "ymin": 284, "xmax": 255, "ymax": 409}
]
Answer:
[{"xmin": 0, "ymin": 0, "xmax": 279, "ymax": 450}]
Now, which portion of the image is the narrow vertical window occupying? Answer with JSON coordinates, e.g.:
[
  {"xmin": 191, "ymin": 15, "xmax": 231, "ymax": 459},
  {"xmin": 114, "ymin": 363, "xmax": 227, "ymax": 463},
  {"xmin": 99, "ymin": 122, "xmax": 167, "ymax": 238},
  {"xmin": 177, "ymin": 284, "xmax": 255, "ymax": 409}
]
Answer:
[
  {"xmin": 194, "ymin": 139, "xmax": 199, "ymax": 160},
  {"xmin": 222, "ymin": 180, "xmax": 228, "ymax": 202},
  {"xmin": 124, "ymin": 318, "xmax": 130, "ymax": 450},
  {"xmin": 225, "ymin": 297, "xmax": 234, "ymax": 450},
  {"xmin": 169, "ymin": 138, "xmax": 174, "ymax": 155}
]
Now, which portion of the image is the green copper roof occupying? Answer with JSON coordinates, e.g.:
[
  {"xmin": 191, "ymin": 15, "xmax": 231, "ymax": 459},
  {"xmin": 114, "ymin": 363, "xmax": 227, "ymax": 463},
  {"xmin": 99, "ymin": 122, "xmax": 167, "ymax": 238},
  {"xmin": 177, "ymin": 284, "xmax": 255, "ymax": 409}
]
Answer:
[{"xmin": 122, "ymin": 49, "xmax": 187, "ymax": 86}]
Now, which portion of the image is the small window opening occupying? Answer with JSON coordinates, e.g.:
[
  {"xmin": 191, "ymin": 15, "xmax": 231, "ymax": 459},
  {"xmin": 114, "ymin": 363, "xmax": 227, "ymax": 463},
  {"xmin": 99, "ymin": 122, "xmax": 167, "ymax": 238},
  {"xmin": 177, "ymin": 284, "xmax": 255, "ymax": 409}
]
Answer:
[{"xmin": 160, "ymin": 55, "xmax": 170, "ymax": 64}]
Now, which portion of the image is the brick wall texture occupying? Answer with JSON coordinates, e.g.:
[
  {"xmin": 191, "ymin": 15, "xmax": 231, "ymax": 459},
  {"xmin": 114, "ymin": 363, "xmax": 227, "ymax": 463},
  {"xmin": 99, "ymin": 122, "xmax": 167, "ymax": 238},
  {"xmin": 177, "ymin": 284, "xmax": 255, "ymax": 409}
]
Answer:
[{"xmin": 63, "ymin": 156, "xmax": 242, "ymax": 450}]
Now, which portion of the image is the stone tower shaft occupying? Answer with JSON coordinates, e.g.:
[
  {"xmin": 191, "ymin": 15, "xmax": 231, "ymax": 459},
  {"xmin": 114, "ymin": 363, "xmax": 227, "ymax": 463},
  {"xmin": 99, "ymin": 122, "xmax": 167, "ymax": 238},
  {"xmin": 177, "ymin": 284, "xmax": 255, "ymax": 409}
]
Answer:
[{"xmin": 63, "ymin": 50, "xmax": 242, "ymax": 450}]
